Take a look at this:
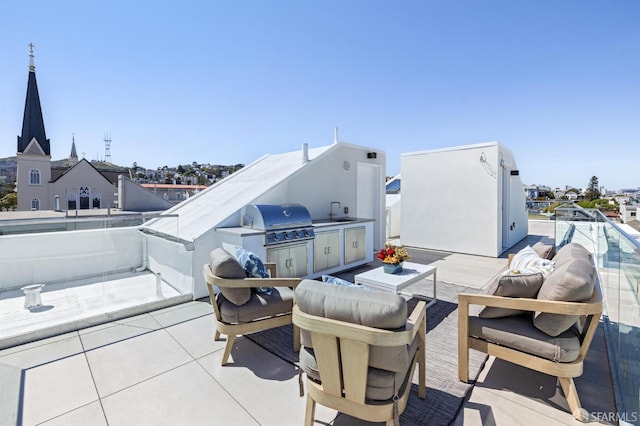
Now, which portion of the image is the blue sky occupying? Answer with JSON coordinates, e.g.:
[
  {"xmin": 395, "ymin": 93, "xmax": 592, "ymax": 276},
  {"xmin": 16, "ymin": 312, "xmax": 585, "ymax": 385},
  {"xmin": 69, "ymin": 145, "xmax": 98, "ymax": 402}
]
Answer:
[{"xmin": 0, "ymin": 1, "xmax": 638, "ymax": 190}]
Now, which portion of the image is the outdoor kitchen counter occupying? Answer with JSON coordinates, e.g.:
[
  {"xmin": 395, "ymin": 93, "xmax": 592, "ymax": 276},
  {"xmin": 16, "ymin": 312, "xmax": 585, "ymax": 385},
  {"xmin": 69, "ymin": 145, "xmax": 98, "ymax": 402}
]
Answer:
[
  {"xmin": 215, "ymin": 227, "xmax": 265, "ymax": 236},
  {"xmin": 215, "ymin": 218, "xmax": 373, "ymax": 235},
  {"xmin": 312, "ymin": 218, "xmax": 374, "ymax": 228}
]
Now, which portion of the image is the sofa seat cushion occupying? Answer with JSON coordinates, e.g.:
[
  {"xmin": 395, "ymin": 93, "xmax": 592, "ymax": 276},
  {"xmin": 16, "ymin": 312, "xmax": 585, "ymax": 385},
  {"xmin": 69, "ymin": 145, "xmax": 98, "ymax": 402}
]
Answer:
[
  {"xmin": 469, "ymin": 315, "xmax": 581, "ymax": 363},
  {"xmin": 295, "ymin": 279, "xmax": 409, "ymax": 373},
  {"xmin": 299, "ymin": 340, "xmax": 418, "ymax": 401},
  {"xmin": 217, "ymin": 286, "xmax": 294, "ymax": 324},
  {"xmin": 209, "ymin": 248, "xmax": 251, "ymax": 306}
]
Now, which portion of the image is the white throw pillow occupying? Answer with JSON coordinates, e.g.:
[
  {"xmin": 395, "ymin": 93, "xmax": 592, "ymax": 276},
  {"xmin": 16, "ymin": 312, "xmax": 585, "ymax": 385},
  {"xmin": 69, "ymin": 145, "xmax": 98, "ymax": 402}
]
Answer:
[{"xmin": 508, "ymin": 246, "xmax": 555, "ymax": 278}]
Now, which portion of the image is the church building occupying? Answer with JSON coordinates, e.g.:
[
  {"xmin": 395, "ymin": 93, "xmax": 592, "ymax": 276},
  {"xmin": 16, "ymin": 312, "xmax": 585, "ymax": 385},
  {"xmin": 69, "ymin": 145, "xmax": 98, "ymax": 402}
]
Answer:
[{"xmin": 16, "ymin": 45, "xmax": 119, "ymax": 211}]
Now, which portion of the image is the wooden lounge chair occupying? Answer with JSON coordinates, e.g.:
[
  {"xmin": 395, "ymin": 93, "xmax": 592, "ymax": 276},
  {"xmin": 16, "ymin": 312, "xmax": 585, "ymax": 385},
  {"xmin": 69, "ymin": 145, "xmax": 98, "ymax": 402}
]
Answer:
[
  {"xmin": 203, "ymin": 248, "xmax": 302, "ymax": 365},
  {"xmin": 293, "ymin": 279, "xmax": 427, "ymax": 426}
]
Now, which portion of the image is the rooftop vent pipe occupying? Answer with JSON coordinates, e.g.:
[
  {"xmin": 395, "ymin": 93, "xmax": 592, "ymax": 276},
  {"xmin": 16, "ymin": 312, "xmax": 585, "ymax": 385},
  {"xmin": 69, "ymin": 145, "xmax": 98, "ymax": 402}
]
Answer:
[{"xmin": 302, "ymin": 143, "xmax": 309, "ymax": 163}]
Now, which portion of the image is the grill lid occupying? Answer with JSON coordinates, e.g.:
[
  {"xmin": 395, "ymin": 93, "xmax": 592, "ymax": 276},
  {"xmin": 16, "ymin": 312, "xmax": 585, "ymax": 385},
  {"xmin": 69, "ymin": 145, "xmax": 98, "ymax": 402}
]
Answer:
[{"xmin": 241, "ymin": 204, "xmax": 313, "ymax": 230}]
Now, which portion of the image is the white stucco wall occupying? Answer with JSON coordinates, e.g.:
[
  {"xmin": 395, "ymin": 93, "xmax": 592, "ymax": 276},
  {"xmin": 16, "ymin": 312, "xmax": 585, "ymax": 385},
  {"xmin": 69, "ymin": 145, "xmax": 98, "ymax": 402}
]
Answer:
[
  {"xmin": 501, "ymin": 146, "xmax": 529, "ymax": 249},
  {"xmin": 401, "ymin": 142, "xmax": 527, "ymax": 257},
  {"xmin": 16, "ymin": 153, "xmax": 52, "ymax": 210},
  {"xmin": 386, "ymin": 194, "xmax": 401, "ymax": 238}
]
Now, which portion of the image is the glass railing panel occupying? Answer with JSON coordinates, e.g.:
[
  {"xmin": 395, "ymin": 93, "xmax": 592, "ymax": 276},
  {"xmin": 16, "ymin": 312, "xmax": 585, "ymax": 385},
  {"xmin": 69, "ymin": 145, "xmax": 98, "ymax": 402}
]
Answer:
[
  {"xmin": 555, "ymin": 206, "xmax": 640, "ymax": 421},
  {"xmin": 0, "ymin": 212, "xmax": 192, "ymax": 349},
  {"xmin": 140, "ymin": 214, "xmax": 194, "ymax": 297}
]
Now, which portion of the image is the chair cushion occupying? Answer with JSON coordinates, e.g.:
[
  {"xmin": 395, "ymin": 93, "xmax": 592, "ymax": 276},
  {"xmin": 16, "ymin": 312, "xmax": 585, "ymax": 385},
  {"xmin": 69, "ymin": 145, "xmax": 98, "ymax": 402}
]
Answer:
[
  {"xmin": 532, "ymin": 242, "xmax": 556, "ymax": 260},
  {"xmin": 295, "ymin": 279, "xmax": 409, "ymax": 374},
  {"xmin": 234, "ymin": 248, "xmax": 274, "ymax": 296},
  {"xmin": 296, "ymin": 279, "xmax": 407, "ymax": 328},
  {"xmin": 479, "ymin": 272, "xmax": 545, "ymax": 318},
  {"xmin": 209, "ymin": 248, "xmax": 251, "ymax": 306},
  {"xmin": 235, "ymin": 248, "xmax": 270, "ymax": 278},
  {"xmin": 469, "ymin": 315, "xmax": 581, "ymax": 362},
  {"xmin": 299, "ymin": 340, "xmax": 418, "ymax": 401},
  {"xmin": 217, "ymin": 286, "xmax": 294, "ymax": 324},
  {"xmin": 533, "ymin": 257, "xmax": 596, "ymax": 336}
]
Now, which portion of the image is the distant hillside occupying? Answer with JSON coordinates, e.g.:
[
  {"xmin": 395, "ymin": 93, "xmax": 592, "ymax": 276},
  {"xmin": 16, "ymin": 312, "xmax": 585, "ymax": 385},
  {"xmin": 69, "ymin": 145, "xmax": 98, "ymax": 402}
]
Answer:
[{"xmin": 0, "ymin": 156, "xmax": 129, "ymax": 172}]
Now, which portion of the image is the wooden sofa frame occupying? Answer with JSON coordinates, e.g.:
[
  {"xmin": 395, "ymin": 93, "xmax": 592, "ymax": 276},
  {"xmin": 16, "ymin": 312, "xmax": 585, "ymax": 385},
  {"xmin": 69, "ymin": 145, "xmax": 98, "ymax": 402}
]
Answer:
[
  {"xmin": 458, "ymin": 284, "xmax": 603, "ymax": 421},
  {"xmin": 203, "ymin": 263, "xmax": 302, "ymax": 365},
  {"xmin": 293, "ymin": 300, "xmax": 427, "ymax": 426}
]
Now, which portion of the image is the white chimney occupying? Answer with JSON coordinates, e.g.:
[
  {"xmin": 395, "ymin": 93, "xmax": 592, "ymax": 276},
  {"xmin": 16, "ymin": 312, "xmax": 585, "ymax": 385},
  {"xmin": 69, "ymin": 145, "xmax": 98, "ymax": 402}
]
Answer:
[{"xmin": 302, "ymin": 143, "xmax": 309, "ymax": 163}]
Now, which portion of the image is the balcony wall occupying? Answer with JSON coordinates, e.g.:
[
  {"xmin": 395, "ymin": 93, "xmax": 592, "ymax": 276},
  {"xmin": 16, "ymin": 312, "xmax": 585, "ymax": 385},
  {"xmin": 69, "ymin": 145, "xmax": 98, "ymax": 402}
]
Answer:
[{"xmin": 0, "ymin": 227, "xmax": 143, "ymax": 291}]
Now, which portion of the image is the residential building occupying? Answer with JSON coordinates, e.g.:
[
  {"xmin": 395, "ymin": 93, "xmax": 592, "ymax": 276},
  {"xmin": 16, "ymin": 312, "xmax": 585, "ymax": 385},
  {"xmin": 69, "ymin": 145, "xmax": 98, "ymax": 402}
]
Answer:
[{"xmin": 620, "ymin": 202, "xmax": 639, "ymax": 224}]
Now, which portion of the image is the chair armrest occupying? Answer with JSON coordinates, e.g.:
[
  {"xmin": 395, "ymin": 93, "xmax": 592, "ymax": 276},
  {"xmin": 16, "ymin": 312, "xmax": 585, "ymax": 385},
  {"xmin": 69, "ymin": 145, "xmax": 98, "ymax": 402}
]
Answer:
[
  {"xmin": 407, "ymin": 300, "xmax": 427, "ymax": 341},
  {"xmin": 265, "ymin": 263, "xmax": 277, "ymax": 277},
  {"xmin": 458, "ymin": 292, "xmax": 603, "ymax": 316},
  {"xmin": 203, "ymin": 264, "xmax": 302, "ymax": 289}
]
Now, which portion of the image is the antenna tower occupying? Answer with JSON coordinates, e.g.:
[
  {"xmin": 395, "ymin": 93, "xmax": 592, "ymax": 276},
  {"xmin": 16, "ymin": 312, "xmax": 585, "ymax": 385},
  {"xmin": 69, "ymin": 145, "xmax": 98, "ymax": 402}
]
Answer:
[{"xmin": 104, "ymin": 132, "xmax": 112, "ymax": 163}]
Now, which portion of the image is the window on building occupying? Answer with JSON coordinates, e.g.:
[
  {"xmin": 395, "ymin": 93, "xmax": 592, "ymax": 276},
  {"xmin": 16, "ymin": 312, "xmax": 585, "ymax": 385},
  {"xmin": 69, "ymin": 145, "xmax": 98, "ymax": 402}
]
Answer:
[
  {"xmin": 68, "ymin": 193, "xmax": 77, "ymax": 210},
  {"xmin": 31, "ymin": 198, "xmax": 40, "ymax": 210},
  {"xmin": 386, "ymin": 179, "xmax": 401, "ymax": 194},
  {"xmin": 29, "ymin": 169, "xmax": 41, "ymax": 185},
  {"xmin": 631, "ymin": 212, "xmax": 636, "ymax": 217}
]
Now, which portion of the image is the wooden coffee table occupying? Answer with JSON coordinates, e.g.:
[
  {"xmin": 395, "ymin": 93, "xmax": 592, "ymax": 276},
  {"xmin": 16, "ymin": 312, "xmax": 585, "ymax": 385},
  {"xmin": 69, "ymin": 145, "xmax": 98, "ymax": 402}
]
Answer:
[{"xmin": 354, "ymin": 261, "xmax": 437, "ymax": 308}]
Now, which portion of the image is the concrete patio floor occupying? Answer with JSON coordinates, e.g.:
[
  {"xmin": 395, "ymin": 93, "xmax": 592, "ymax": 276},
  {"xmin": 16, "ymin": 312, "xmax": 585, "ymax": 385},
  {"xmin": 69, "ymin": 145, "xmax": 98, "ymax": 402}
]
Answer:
[{"xmin": 1, "ymin": 220, "xmax": 617, "ymax": 425}]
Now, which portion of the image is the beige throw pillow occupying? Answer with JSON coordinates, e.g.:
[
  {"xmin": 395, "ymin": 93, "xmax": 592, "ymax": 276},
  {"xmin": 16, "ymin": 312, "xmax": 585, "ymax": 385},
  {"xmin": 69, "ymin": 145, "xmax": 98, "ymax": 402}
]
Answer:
[
  {"xmin": 532, "ymin": 242, "xmax": 556, "ymax": 260},
  {"xmin": 479, "ymin": 272, "xmax": 545, "ymax": 318},
  {"xmin": 533, "ymin": 258, "xmax": 596, "ymax": 336},
  {"xmin": 209, "ymin": 248, "xmax": 252, "ymax": 306}
]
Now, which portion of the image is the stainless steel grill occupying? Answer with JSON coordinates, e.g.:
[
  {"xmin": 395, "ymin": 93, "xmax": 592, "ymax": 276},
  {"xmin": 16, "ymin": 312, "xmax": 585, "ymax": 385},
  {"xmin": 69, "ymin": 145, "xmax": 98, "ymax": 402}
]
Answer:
[{"xmin": 241, "ymin": 204, "xmax": 315, "ymax": 245}]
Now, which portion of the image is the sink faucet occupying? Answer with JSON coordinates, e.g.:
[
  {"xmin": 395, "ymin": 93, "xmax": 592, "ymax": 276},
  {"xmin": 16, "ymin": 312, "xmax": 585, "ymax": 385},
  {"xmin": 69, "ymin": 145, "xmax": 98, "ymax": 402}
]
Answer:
[{"xmin": 329, "ymin": 201, "xmax": 341, "ymax": 220}]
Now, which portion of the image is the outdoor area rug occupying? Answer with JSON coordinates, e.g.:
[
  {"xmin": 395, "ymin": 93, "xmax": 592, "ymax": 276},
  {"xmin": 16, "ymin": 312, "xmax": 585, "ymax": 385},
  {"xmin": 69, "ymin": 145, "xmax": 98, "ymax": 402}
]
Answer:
[{"xmin": 246, "ymin": 291, "xmax": 488, "ymax": 425}]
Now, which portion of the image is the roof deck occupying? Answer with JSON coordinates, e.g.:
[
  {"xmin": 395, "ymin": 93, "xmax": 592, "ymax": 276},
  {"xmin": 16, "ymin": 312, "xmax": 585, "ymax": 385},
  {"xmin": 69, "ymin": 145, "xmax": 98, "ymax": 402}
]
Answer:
[{"xmin": 0, "ymin": 220, "xmax": 619, "ymax": 425}]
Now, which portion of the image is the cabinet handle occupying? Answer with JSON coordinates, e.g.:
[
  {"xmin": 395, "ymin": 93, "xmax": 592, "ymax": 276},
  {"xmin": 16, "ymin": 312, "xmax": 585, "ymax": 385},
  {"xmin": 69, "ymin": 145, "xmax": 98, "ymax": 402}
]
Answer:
[{"xmin": 327, "ymin": 247, "xmax": 331, "ymax": 254}]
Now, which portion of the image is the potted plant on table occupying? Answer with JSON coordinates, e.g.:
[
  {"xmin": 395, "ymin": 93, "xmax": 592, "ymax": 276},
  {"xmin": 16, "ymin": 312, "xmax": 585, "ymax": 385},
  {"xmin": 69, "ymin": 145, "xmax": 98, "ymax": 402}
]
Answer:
[{"xmin": 376, "ymin": 243, "xmax": 410, "ymax": 274}]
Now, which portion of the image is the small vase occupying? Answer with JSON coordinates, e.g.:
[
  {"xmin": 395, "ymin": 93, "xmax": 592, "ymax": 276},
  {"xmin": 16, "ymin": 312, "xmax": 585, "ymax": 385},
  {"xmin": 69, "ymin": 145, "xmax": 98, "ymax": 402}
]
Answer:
[{"xmin": 383, "ymin": 262, "xmax": 403, "ymax": 274}]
